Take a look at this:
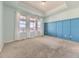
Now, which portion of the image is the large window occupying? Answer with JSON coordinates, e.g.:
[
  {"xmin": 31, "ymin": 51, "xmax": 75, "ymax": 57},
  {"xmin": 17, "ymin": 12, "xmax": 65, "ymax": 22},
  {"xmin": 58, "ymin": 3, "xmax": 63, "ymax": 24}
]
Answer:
[
  {"xmin": 29, "ymin": 17, "xmax": 41, "ymax": 32},
  {"xmin": 37, "ymin": 21, "xmax": 41, "ymax": 31},
  {"xmin": 30, "ymin": 18, "xmax": 36, "ymax": 32},
  {"xmin": 19, "ymin": 16, "xmax": 26, "ymax": 33}
]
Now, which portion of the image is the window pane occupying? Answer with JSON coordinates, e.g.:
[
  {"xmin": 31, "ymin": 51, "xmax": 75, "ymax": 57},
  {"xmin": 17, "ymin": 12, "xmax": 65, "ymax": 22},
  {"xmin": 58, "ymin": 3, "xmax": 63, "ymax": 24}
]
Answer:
[
  {"xmin": 30, "ymin": 22, "xmax": 34, "ymax": 28},
  {"xmin": 20, "ymin": 21, "xmax": 26, "ymax": 24},
  {"xmin": 19, "ymin": 20, "xmax": 26, "ymax": 33},
  {"xmin": 19, "ymin": 24, "xmax": 26, "ymax": 28}
]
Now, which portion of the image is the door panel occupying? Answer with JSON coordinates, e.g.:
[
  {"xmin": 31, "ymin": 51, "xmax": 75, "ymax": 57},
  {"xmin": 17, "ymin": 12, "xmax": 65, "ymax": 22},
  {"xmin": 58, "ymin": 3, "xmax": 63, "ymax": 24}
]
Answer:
[
  {"xmin": 62, "ymin": 20, "xmax": 71, "ymax": 39},
  {"xmin": 71, "ymin": 18, "xmax": 79, "ymax": 42},
  {"xmin": 48, "ymin": 22, "xmax": 57, "ymax": 36},
  {"xmin": 44, "ymin": 22, "xmax": 57, "ymax": 36},
  {"xmin": 56, "ymin": 21, "xmax": 62, "ymax": 38}
]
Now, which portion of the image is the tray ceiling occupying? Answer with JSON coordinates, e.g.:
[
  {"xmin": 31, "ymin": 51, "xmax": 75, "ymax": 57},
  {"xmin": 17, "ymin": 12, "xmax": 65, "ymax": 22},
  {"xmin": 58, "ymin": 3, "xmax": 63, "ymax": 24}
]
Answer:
[{"xmin": 22, "ymin": 1, "xmax": 66, "ymax": 13}]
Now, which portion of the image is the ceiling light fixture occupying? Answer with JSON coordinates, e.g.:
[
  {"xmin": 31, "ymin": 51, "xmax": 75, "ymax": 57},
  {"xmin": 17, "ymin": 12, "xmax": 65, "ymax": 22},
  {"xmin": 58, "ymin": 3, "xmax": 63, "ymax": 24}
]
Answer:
[{"xmin": 41, "ymin": 1, "xmax": 46, "ymax": 5}]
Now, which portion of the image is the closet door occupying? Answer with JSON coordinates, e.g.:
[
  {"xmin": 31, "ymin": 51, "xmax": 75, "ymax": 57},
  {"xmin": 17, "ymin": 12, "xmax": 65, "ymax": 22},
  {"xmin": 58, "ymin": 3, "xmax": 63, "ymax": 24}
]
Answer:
[
  {"xmin": 62, "ymin": 20, "xmax": 71, "ymax": 40},
  {"xmin": 47, "ymin": 22, "xmax": 57, "ymax": 36},
  {"xmin": 71, "ymin": 18, "xmax": 79, "ymax": 42},
  {"xmin": 57, "ymin": 21, "xmax": 63, "ymax": 38}
]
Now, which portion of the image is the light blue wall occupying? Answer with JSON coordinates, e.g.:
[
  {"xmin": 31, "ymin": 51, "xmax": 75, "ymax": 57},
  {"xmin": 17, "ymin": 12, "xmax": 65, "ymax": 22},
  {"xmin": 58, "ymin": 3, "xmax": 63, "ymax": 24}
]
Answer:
[
  {"xmin": 0, "ymin": 2, "xmax": 4, "ymax": 52},
  {"xmin": 3, "ymin": 4, "xmax": 16, "ymax": 43}
]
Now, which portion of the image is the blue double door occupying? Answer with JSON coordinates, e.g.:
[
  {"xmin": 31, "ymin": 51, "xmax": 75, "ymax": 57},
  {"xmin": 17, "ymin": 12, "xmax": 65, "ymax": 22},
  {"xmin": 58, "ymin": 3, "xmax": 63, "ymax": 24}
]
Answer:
[
  {"xmin": 44, "ymin": 22, "xmax": 57, "ymax": 36},
  {"xmin": 71, "ymin": 18, "xmax": 79, "ymax": 42},
  {"xmin": 56, "ymin": 21, "xmax": 63, "ymax": 38},
  {"xmin": 44, "ymin": 18, "xmax": 79, "ymax": 42},
  {"xmin": 56, "ymin": 20, "xmax": 71, "ymax": 39},
  {"xmin": 62, "ymin": 20, "xmax": 71, "ymax": 40}
]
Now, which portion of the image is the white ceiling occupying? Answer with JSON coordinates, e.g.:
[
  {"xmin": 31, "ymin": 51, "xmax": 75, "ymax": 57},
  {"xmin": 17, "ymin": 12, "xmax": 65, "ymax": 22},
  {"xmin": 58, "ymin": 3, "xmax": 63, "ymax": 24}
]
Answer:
[{"xmin": 22, "ymin": 1, "xmax": 66, "ymax": 13}]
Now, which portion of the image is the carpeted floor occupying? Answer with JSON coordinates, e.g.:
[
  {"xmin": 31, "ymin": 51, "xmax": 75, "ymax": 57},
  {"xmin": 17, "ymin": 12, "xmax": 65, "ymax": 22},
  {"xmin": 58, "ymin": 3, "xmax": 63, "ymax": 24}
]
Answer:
[{"xmin": 0, "ymin": 36, "xmax": 79, "ymax": 58}]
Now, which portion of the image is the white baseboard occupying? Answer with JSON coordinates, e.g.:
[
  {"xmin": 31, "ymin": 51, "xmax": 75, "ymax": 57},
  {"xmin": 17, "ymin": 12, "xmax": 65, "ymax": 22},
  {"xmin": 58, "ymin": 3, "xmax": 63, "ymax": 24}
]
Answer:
[{"xmin": 4, "ymin": 40, "xmax": 15, "ymax": 44}]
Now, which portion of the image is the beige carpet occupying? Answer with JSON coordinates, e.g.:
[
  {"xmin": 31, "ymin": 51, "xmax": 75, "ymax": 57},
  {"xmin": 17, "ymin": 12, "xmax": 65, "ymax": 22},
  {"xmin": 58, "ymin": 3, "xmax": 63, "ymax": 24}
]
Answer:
[{"xmin": 0, "ymin": 36, "xmax": 79, "ymax": 58}]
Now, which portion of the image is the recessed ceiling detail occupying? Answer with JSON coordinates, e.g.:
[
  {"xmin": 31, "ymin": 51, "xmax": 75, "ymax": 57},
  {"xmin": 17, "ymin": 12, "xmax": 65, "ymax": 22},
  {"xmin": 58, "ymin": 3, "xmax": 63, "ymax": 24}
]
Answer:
[{"xmin": 22, "ymin": 1, "xmax": 66, "ymax": 13}]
